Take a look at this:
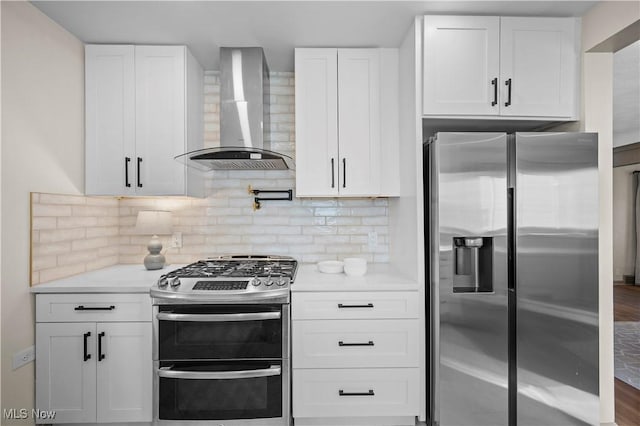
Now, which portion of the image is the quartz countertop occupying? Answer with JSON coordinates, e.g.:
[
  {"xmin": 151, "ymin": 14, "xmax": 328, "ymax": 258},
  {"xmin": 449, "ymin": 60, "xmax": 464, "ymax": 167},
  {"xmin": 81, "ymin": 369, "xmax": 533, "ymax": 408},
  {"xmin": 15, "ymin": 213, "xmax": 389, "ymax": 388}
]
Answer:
[
  {"xmin": 292, "ymin": 263, "xmax": 419, "ymax": 292},
  {"xmin": 30, "ymin": 264, "xmax": 185, "ymax": 294}
]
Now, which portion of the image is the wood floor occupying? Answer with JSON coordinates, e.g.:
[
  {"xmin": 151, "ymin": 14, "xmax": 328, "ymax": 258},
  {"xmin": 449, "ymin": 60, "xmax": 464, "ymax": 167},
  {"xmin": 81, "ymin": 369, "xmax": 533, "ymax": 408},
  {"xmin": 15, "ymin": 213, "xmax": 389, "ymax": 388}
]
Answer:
[{"xmin": 614, "ymin": 284, "xmax": 640, "ymax": 426}]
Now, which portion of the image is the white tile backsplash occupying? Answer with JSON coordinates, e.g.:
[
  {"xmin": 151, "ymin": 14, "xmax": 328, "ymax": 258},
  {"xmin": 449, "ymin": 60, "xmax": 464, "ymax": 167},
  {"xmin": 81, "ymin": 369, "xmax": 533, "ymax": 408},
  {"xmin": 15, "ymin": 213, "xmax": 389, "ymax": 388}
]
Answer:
[{"xmin": 31, "ymin": 70, "xmax": 390, "ymax": 283}]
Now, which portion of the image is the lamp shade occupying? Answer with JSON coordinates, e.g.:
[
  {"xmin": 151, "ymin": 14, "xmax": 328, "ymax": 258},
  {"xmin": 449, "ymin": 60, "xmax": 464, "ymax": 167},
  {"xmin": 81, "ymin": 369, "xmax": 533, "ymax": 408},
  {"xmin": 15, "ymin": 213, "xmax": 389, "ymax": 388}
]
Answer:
[{"xmin": 134, "ymin": 210, "xmax": 173, "ymax": 235}]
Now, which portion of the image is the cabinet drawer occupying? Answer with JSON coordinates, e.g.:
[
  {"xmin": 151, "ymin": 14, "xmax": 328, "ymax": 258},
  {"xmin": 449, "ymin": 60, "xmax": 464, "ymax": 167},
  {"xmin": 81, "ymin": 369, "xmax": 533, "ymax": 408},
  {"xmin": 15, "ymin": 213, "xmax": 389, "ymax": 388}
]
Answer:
[
  {"xmin": 292, "ymin": 368, "xmax": 419, "ymax": 418},
  {"xmin": 292, "ymin": 320, "xmax": 419, "ymax": 368},
  {"xmin": 36, "ymin": 293, "xmax": 151, "ymax": 323},
  {"xmin": 292, "ymin": 292, "xmax": 419, "ymax": 320}
]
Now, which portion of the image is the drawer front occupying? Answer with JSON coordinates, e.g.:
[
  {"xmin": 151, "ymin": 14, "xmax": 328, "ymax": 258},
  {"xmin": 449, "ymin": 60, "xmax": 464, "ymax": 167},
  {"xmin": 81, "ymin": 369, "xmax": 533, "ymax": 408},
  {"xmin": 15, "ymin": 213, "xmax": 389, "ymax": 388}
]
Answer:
[
  {"xmin": 36, "ymin": 293, "xmax": 152, "ymax": 322},
  {"xmin": 292, "ymin": 292, "xmax": 419, "ymax": 320},
  {"xmin": 292, "ymin": 320, "xmax": 419, "ymax": 368},
  {"xmin": 292, "ymin": 368, "xmax": 419, "ymax": 418}
]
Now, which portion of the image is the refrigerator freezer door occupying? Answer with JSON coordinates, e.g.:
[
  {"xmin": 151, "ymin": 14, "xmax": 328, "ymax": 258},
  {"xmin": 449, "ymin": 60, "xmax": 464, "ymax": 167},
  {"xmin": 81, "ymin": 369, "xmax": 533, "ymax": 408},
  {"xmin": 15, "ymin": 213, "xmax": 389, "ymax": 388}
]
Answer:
[
  {"xmin": 435, "ymin": 132, "xmax": 509, "ymax": 426},
  {"xmin": 515, "ymin": 132, "xmax": 599, "ymax": 426}
]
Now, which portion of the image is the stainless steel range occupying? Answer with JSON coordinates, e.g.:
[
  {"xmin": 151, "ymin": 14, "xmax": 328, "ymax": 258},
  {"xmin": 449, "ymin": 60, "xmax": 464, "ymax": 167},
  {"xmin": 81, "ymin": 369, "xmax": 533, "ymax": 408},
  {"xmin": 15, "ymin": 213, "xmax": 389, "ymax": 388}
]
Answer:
[{"xmin": 151, "ymin": 255, "xmax": 297, "ymax": 426}]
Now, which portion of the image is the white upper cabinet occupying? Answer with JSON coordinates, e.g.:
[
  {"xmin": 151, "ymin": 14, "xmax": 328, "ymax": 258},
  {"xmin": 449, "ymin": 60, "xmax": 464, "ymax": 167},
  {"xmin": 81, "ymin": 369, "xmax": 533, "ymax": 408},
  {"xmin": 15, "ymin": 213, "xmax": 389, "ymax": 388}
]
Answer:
[
  {"xmin": 85, "ymin": 45, "xmax": 203, "ymax": 197},
  {"xmin": 295, "ymin": 48, "xmax": 400, "ymax": 198},
  {"xmin": 423, "ymin": 16, "xmax": 500, "ymax": 115},
  {"xmin": 423, "ymin": 16, "xmax": 579, "ymax": 119},
  {"xmin": 500, "ymin": 17, "xmax": 578, "ymax": 117}
]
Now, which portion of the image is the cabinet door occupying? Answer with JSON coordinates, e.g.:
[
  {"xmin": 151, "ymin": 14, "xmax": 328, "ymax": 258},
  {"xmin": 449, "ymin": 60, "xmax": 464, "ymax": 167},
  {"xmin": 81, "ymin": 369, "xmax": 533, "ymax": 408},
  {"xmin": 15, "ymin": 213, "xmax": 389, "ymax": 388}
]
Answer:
[
  {"xmin": 36, "ymin": 323, "xmax": 97, "ymax": 424},
  {"xmin": 294, "ymin": 48, "xmax": 339, "ymax": 197},
  {"xmin": 338, "ymin": 49, "xmax": 381, "ymax": 196},
  {"xmin": 423, "ymin": 16, "xmax": 500, "ymax": 115},
  {"xmin": 85, "ymin": 45, "xmax": 135, "ymax": 195},
  {"xmin": 135, "ymin": 46, "xmax": 186, "ymax": 195},
  {"xmin": 500, "ymin": 17, "xmax": 578, "ymax": 118},
  {"xmin": 96, "ymin": 322, "xmax": 152, "ymax": 422}
]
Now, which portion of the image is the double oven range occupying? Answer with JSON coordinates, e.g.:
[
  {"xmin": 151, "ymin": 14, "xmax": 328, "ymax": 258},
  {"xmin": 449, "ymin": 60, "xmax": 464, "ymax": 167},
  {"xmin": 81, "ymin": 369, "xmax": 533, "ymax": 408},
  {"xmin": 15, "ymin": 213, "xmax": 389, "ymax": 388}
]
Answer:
[{"xmin": 150, "ymin": 255, "xmax": 298, "ymax": 426}]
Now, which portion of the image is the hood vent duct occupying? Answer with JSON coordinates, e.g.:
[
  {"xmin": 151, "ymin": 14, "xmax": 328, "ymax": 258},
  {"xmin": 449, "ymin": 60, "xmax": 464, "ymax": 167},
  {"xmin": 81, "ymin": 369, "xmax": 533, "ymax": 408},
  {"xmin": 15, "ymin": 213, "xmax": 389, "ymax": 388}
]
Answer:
[{"xmin": 175, "ymin": 47, "xmax": 294, "ymax": 171}]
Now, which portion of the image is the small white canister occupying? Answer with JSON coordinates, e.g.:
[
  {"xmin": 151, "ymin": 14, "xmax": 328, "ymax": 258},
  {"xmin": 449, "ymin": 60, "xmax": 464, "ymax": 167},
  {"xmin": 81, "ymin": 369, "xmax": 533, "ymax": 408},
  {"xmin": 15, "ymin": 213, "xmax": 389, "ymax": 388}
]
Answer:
[{"xmin": 343, "ymin": 257, "xmax": 367, "ymax": 276}]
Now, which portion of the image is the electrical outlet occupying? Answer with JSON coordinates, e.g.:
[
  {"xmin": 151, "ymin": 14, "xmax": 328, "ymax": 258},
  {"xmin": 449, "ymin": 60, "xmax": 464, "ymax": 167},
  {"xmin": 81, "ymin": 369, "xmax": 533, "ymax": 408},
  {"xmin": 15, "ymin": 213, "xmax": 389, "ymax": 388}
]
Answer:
[
  {"xmin": 12, "ymin": 346, "xmax": 35, "ymax": 370},
  {"xmin": 171, "ymin": 232, "xmax": 183, "ymax": 248},
  {"xmin": 368, "ymin": 231, "xmax": 378, "ymax": 251}
]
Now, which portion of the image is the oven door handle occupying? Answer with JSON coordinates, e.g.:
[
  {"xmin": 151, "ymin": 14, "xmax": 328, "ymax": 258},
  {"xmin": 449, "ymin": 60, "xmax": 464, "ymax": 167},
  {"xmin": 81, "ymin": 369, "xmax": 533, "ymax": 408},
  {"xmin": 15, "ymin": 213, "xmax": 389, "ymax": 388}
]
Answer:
[
  {"xmin": 157, "ymin": 365, "xmax": 281, "ymax": 380},
  {"xmin": 156, "ymin": 311, "xmax": 281, "ymax": 322}
]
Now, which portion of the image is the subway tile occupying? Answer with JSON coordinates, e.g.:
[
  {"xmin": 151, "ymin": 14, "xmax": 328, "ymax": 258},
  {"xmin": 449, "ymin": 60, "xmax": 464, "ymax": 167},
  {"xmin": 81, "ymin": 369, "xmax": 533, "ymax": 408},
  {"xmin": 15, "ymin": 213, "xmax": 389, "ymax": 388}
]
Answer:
[
  {"xmin": 86, "ymin": 226, "xmax": 119, "ymax": 238},
  {"xmin": 241, "ymin": 235, "xmax": 278, "ymax": 244},
  {"xmin": 39, "ymin": 264, "xmax": 86, "ymax": 283},
  {"xmin": 253, "ymin": 216, "xmax": 290, "ymax": 226},
  {"xmin": 32, "ymin": 204, "xmax": 72, "ymax": 217},
  {"xmin": 32, "ymin": 255, "xmax": 57, "ymax": 271},
  {"xmin": 39, "ymin": 193, "xmax": 87, "ymax": 205},
  {"xmin": 39, "ymin": 228, "xmax": 86, "ymax": 243},
  {"xmin": 71, "ymin": 237, "xmax": 110, "ymax": 251},
  {"xmin": 289, "ymin": 217, "xmax": 325, "ymax": 226},
  {"xmin": 303, "ymin": 226, "xmax": 337, "ymax": 235},
  {"xmin": 34, "ymin": 242, "xmax": 72, "ymax": 256},
  {"xmin": 326, "ymin": 245, "xmax": 361, "ymax": 254},
  {"xmin": 57, "ymin": 251, "xmax": 98, "ymax": 266},
  {"xmin": 85, "ymin": 255, "xmax": 119, "ymax": 271},
  {"xmin": 277, "ymin": 235, "xmax": 314, "ymax": 244},
  {"xmin": 32, "ymin": 217, "xmax": 57, "ymax": 230},
  {"xmin": 57, "ymin": 216, "xmax": 99, "ymax": 229}
]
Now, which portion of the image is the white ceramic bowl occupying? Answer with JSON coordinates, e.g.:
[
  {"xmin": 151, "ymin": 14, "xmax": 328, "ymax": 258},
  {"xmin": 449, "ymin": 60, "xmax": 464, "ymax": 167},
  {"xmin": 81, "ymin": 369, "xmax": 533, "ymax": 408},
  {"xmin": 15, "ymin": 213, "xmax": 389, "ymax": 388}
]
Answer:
[
  {"xmin": 343, "ymin": 257, "xmax": 367, "ymax": 276},
  {"xmin": 317, "ymin": 260, "xmax": 344, "ymax": 274}
]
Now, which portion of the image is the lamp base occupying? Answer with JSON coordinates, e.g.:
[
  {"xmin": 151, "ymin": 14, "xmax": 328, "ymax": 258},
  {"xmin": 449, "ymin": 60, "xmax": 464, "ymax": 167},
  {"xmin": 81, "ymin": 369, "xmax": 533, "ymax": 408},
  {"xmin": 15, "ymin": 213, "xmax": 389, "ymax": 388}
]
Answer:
[
  {"xmin": 144, "ymin": 253, "xmax": 166, "ymax": 270},
  {"xmin": 144, "ymin": 235, "xmax": 165, "ymax": 270}
]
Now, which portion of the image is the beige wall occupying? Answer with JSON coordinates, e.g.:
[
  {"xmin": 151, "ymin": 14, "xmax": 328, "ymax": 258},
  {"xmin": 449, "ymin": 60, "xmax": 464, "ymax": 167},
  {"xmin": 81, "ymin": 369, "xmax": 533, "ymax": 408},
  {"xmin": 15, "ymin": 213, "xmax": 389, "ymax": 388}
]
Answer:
[
  {"xmin": 579, "ymin": 1, "xmax": 640, "ymax": 424},
  {"xmin": 612, "ymin": 164, "xmax": 638, "ymax": 282},
  {"xmin": 1, "ymin": 2, "xmax": 84, "ymax": 423}
]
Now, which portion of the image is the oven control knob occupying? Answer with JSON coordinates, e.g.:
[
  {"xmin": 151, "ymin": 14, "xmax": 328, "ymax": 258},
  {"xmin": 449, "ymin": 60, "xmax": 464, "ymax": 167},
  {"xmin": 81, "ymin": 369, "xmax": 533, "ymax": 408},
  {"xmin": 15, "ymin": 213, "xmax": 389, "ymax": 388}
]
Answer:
[
  {"xmin": 276, "ymin": 278, "xmax": 287, "ymax": 286},
  {"xmin": 250, "ymin": 277, "xmax": 261, "ymax": 286},
  {"xmin": 169, "ymin": 277, "xmax": 181, "ymax": 288},
  {"xmin": 157, "ymin": 276, "xmax": 168, "ymax": 288},
  {"xmin": 264, "ymin": 279, "xmax": 274, "ymax": 287}
]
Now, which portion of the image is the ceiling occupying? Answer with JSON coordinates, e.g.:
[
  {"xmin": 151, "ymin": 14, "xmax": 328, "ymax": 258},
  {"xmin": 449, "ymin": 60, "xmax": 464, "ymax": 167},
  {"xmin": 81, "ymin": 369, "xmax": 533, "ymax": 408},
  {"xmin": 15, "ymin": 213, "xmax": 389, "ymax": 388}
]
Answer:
[{"xmin": 31, "ymin": 1, "xmax": 599, "ymax": 71}]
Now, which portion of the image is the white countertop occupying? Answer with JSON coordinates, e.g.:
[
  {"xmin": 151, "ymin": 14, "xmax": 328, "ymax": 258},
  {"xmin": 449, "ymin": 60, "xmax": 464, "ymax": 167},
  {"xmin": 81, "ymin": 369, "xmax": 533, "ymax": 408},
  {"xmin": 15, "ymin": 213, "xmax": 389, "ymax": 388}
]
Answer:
[
  {"xmin": 292, "ymin": 263, "xmax": 419, "ymax": 292},
  {"xmin": 30, "ymin": 264, "xmax": 185, "ymax": 293}
]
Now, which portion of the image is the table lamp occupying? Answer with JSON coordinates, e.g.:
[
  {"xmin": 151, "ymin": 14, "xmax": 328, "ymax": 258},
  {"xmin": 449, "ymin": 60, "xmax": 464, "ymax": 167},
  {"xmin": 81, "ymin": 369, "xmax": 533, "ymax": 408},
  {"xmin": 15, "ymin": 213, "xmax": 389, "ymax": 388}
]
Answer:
[{"xmin": 134, "ymin": 210, "xmax": 173, "ymax": 270}]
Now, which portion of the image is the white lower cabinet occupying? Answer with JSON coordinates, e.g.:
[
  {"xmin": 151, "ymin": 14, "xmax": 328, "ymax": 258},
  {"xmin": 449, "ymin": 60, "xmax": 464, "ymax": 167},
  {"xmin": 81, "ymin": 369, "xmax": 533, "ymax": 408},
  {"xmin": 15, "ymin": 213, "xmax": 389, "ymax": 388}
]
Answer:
[
  {"xmin": 35, "ymin": 294, "xmax": 152, "ymax": 424},
  {"xmin": 292, "ymin": 291, "xmax": 419, "ymax": 426}
]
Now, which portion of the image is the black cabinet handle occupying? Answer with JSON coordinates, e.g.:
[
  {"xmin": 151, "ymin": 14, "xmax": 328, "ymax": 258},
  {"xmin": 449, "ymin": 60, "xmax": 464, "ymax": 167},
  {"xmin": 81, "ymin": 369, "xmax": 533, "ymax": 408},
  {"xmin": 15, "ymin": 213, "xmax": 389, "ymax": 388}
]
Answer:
[
  {"xmin": 331, "ymin": 158, "xmax": 335, "ymax": 188},
  {"xmin": 339, "ymin": 389, "xmax": 374, "ymax": 396},
  {"xmin": 505, "ymin": 78, "xmax": 512, "ymax": 107},
  {"xmin": 137, "ymin": 157, "xmax": 143, "ymax": 188},
  {"xmin": 83, "ymin": 332, "xmax": 91, "ymax": 362},
  {"xmin": 125, "ymin": 157, "xmax": 131, "ymax": 187},
  {"xmin": 74, "ymin": 305, "xmax": 115, "ymax": 311},
  {"xmin": 338, "ymin": 303, "xmax": 374, "ymax": 309},
  {"xmin": 338, "ymin": 340, "xmax": 374, "ymax": 347},
  {"xmin": 98, "ymin": 332, "xmax": 105, "ymax": 361},
  {"xmin": 342, "ymin": 158, "xmax": 346, "ymax": 188},
  {"xmin": 491, "ymin": 78, "xmax": 498, "ymax": 106}
]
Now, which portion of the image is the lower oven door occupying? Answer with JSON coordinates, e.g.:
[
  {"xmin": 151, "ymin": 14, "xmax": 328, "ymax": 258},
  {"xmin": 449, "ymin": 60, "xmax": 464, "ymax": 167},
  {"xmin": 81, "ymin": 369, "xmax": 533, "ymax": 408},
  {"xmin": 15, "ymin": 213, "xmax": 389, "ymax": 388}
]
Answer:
[{"xmin": 154, "ymin": 360, "xmax": 290, "ymax": 426}]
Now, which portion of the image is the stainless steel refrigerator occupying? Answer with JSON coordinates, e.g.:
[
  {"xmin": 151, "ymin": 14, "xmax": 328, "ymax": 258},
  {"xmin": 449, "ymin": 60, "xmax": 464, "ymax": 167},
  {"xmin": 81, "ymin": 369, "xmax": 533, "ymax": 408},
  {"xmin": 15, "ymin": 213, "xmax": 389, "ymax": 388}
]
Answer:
[{"xmin": 425, "ymin": 132, "xmax": 599, "ymax": 426}]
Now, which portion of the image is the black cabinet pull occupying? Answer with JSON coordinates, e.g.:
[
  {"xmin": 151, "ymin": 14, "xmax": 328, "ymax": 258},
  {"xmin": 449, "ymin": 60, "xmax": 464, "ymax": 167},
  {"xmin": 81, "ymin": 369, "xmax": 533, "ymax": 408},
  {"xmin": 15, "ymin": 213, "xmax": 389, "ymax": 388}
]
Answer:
[
  {"xmin": 491, "ymin": 78, "xmax": 498, "ymax": 106},
  {"xmin": 98, "ymin": 332, "xmax": 105, "ymax": 361},
  {"xmin": 338, "ymin": 340, "xmax": 374, "ymax": 347},
  {"xmin": 342, "ymin": 158, "xmax": 346, "ymax": 188},
  {"xmin": 137, "ymin": 157, "xmax": 143, "ymax": 188},
  {"xmin": 74, "ymin": 305, "xmax": 115, "ymax": 311},
  {"xmin": 338, "ymin": 303, "xmax": 374, "ymax": 309},
  {"xmin": 339, "ymin": 389, "xmax": 374, "ymax": 396},
  {"xmin": 125, "ymin": 157, "xmax": 131, "ymax": 187},
  {"xmin": 331, "ymin": 158, "xmax": 335, "ymax": 188},
  {"xmin": 505, "ymin": 78, "xmax": 512, "ymax": 107},
  {"xmin": 83, "ymin": 332, "xmax": 91, "ymax": 361}
]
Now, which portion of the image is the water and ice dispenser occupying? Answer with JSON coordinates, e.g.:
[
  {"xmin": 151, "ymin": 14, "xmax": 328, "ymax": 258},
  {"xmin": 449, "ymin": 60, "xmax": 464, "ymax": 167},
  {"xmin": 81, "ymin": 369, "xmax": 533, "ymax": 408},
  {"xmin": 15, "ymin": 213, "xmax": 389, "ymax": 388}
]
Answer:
[{"xmin": 452, "ymin": 237, "xmax": 493, "ymax": 293}]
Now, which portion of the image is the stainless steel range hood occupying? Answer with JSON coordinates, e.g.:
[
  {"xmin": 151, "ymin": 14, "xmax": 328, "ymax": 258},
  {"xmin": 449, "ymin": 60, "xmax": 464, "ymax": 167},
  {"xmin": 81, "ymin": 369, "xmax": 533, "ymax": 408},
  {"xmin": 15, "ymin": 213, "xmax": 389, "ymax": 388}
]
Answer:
[{"xmin": 176, "ymin": 47, "xmax": 294, "ymax": 171}]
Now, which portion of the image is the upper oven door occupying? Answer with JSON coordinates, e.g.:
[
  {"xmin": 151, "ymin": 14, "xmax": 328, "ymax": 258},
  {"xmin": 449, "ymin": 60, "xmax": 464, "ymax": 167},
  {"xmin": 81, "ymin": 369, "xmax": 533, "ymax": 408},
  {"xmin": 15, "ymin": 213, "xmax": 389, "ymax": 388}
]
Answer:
[{"xmin": 156, "ymin": 304, "xmax": 285, "ymax": 360}]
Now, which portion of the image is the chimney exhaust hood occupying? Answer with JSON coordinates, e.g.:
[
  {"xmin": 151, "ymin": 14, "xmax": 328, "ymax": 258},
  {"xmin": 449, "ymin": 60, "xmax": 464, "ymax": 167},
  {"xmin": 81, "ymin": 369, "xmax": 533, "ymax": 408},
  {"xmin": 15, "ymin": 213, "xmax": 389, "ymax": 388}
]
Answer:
[{"xmin": 175, "ymin": 47, "xmax": 294, "ymax": 171}]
